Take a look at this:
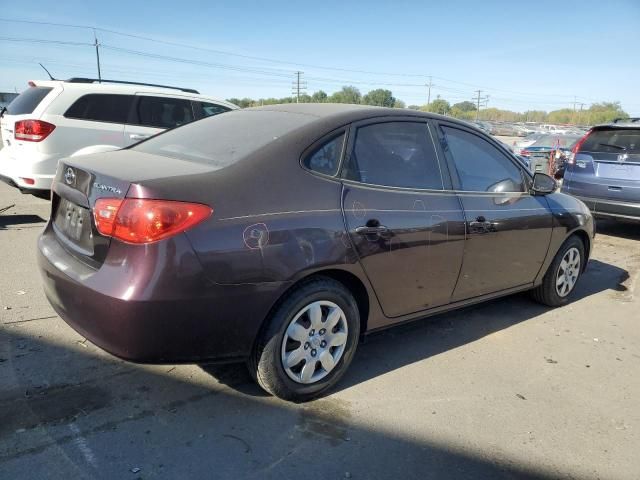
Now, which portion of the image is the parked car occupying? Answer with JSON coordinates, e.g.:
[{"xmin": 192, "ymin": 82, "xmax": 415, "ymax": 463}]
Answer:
[
  {"xmin": 540, "ymin": 124, "xmax": 571, "ymax": 135},
  {"xmin": 562, "ymin": 118, "xmax": 640, "ymax": 221},
  {"xmin": 520, "ymin": 134, "xmax": 582, "ymax": 177},
  {"xmin": 0, "ymin": 78, "xmax": 237, "ymax": 199},
  {"xmin": 515, "ymin": 132, "xmax": 545, "ymax": 150},
  {"xmin": 37, "ymin": 104, "xmax": 594, "ymax": 401}
]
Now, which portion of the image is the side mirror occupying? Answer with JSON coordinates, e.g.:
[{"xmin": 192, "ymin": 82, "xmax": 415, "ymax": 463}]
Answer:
[{"xmin": 531, "ymin": 172, "xmax": 556, "ymax": 195}]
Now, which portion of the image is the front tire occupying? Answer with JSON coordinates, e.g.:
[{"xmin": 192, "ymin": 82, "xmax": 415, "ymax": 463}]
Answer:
[
  {"xmin": 249, "ymin": 277, "xmax": 360, "ymax": 402},
  {"xmin": 532, "ymin": 235, "xmax": 584, "ymax": 307}
]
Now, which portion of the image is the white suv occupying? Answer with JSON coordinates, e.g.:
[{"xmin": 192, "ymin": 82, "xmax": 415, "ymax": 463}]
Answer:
[{"xmin": 0, "ymin": 78, "xmax": 238, "ymax": 198}]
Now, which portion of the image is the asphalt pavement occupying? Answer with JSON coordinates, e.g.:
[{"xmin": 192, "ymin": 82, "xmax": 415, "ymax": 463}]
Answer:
[{"xmin": 1, "ymin": 182, "xmax": 639, "ymax": 479}]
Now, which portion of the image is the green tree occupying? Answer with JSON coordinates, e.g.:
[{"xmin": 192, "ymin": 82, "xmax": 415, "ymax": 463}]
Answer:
[
  {"xmin": 452, "ymin": 101, "xmax": 477, "ymax": 112},
  {"xmin": 362, "ymin": 88, "xmax": 396, "ymax": 107},
  {"xmin": 423, "ymin": 97, "xmax": 450, "ymax": 115},
  {"xmin": 311, "ymin": 90, "xmax": 328, "ymax": 103},
  {"xmin": 449, "ymin": 107, "xmax": 475, "ymax": 120},
  {"xmin": 393, "ymin": 99, "xmax": 406, "ymax": 109},
  {"xmin": 329, "ymin": 86, "xmax": 362, "ymax": 104}
]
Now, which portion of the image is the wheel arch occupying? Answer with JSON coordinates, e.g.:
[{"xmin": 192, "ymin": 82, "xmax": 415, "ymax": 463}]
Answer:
[
  {"xmin": 256, "ymin": 268, "xmax": 371, "ymax": 347},
  {"xmin": 571, "ymin": 228, "xmax": 591, "ymax": 272}
]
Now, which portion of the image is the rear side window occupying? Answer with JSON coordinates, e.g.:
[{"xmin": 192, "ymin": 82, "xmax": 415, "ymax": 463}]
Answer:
[
  {"xmin": 195, "ymin": 102, "xmax": 231, "ymax": 119},
  {"xmin": 65, "ymin": 94, "xmax": 134, "ymax": 123},
  {"xmin": 6, "ymin": 87, "xmax": 53, "ymax": 115},
  {"xmin": 303, "ymin": 134, "xmax": 344, "ymax": 176},
  {"xmin": 580, "ymin": 129, "xmax": 640, "ymax": 154},
  {"xmin": 136, "ymin": 96, "xmax": 194, "ymax": 129},
  {"xmin": 343, "ymin": 122, "xmax": 443, "ymax": 189},
  {"xmin": 440, "ymin": 126, "xmax": 525, "ymax": 192}
]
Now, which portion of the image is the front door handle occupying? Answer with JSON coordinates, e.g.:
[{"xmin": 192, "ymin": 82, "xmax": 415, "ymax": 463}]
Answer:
[
  {"xmin": 468, "ymin": 216, "xmax": 495, "ymax": 233},
  {"xmin": 129, "ymin": 133, "xmax": 150, "ymax": 141},
  {"xmin": 355, "ymin": 225, "xmax": 390, "ymax": 236}
]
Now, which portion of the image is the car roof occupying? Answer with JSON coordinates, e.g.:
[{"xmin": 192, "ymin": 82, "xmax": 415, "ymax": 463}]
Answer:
[
  {"xmin": 595, "ymin": 118, "xmax": 640, "ymax": 129},
  {"xmin": 28, "ymin": 79, "xmax": 238, "ymax": 109},
  {"xmin": 243, "ymin": 103, "xmax": 461, "ymax": 126}
]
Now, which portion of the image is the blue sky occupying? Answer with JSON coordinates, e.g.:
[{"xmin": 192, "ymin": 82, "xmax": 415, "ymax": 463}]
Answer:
[{"xmin": 1, "ymin": 0, "xmax": 639, "ymax": 114}]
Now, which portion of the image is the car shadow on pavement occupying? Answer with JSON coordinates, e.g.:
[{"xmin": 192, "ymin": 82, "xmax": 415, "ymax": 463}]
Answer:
[
  {"xmin": 201, "ymin": 257, "xmax": 628, "ymax": 400},
  {"xmin": 0, "ymin": 214, "xmax": 46, "ymax": 230},
  {"xmin": 0, "ymin": 327, "xmax": 567, "ymax": 480}
]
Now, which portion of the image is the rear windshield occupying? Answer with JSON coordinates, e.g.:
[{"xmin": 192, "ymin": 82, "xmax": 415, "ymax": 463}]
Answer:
[
  {"xmin": 6, "ymin": 87, "xmax": 53, "ymax": 115},
  {"xmin": 134, "ymin": 110, "xmax": 316, "ymax": 167},
  {"xmin": 531, "ymin": 135, "xmax": 580, "ymax": 148},
  {"xmin": 580, "ymin": 128, "xmax": 640, "ymax": 154}
]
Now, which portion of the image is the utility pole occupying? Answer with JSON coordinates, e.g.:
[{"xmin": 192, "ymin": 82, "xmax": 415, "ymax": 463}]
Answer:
[
  {"xmin": 291, "ymin": 71, "xmax": 306, "ymax": 103},
  {"xmin": 473, "ymin": 90, "xmax": 489, "ymax": 120},
  {"xmin": 93, "ymin": 29, "xmax": 102, "ymax": 83},
  {"xmin": 426, "ymin": 76, "xmax": 434, "ymax": 108}
]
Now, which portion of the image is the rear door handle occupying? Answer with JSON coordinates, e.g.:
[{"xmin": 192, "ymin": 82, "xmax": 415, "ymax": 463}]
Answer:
[
  {"xmin": 355, "ymin": 225, "xmax": 390, "ymax": 236},
  {"xmin": 129, "ymin": 133, "xmax": 150, "ymax": 141}
]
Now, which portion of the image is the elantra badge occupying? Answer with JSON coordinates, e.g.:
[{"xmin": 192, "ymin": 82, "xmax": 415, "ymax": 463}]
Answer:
[{"xmin": 93, "ymin": 182, "xmax": 122, "ymax": 195}]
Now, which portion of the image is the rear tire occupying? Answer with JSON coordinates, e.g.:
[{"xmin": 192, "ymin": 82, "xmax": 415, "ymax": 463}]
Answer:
[
  {"xmin": 249, "ymin": 277, "xmax": 360, "ymax": 402},
  {"xmin": 532, "ymin": 235, "xmax": 584, "ymax": 307}
]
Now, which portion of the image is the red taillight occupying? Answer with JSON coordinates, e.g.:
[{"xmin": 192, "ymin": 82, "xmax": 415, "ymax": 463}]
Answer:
[
  {"xmin": 20, "ymin": 177, "xmax": 35, "ymax": 185},
  {"xmin": 14, "ymin": 120, "xmax": 56, "ymax": 142},
  {"xmin": 568, "ymin": 130, "xmax": 592, "ymax": 165},
  {"xmin": 572, "ymin": 130, "xmax": 592, "ymax": 156},
  {"xmin": 94, "ymin": 198, "xmax": 212, "ymax": 244},
  {"xmin": 520, "ymin": 149, "xmax": 531, "ymax": 156}
]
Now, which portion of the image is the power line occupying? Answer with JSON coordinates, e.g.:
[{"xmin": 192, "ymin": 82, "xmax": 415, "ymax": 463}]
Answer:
[
  {"xmin": 0, "ymin": 18, "xmax": 607, "ymax": 102},
  {"xmin": 0, "ymin": 36, "xmax": 92, "ymax": 47}
]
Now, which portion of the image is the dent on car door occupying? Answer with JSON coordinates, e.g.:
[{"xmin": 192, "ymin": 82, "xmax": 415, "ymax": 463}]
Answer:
[
  {"xmin": 436, "ymin": 124, "xmax": 553, "ymax": 300},
  {"xmin": 340, "ymin": 120, "xmax": 465, "ymax": 321},
  {"xmin": 124, "ymin": 96, "xmax": 195, "ymax": 145}
]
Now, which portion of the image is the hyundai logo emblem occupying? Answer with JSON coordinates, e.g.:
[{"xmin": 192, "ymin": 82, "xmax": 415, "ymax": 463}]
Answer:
[{"xmin": 64, "ymin": 167, "xmax": 76, "ymax": 185}]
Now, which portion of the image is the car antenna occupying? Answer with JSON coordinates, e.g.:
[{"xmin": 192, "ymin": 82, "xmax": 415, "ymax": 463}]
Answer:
[{"xmin": 38, "ymin": 63, "xmax": 56, "ymax": 81}]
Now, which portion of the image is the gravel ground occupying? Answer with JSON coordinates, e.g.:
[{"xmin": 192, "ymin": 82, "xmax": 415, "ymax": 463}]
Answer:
[{"xmin": 1, "ymin": 182, "xmax": 639, "ymax": 480}]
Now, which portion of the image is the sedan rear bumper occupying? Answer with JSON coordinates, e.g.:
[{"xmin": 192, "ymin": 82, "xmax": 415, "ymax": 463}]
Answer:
[
  {"xmin": 37, "ymin": 223, "xmax": 287, "ymax": 363},
  {"xmin": 571, "ymin": 195, "xmax": 640, "ymax": 221}
]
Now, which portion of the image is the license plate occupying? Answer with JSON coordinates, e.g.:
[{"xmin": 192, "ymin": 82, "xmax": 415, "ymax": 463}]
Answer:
[
  {"xmin": 597, "ymin": 163, "xmax": 639, "ymax": 180},
  {"xmin": 54, "ymin": 198, "xmax": 93, "ymax": 251}
]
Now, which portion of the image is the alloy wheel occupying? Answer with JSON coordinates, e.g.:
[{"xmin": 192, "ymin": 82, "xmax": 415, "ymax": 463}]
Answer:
[{"xmin": 555, "ymin": 247, "xmax": 581, "ymax": 297}]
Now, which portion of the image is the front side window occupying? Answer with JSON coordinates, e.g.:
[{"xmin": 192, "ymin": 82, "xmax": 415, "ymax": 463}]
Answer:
[
  {"xmin": 136, "ymin": 96, "xmax": 194, "ymax": 129},
  {"xmin": 303, "ymin": 133, "xmax": 344, "ymax": 176},
  {"xmin": 342, "ymin": 122, "xmax": 443, "ymax": 189},
  {"xmin": 440, "ymin": 126, "xmax": 525, "ymax": 192},
  {"xmin": 64, "ymin": 94, "xmax": 134, "ymax": 123}
]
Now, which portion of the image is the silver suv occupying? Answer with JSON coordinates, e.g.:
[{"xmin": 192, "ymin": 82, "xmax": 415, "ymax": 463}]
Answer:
[{"xmin": 562, "ymin": 118, "xmax": 640, "ymax": 221}]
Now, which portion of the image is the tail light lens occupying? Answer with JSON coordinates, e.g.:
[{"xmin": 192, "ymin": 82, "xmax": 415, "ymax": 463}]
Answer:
[
  {"xmin": 14, "ymin": 120, "xmax": 56, "ymax": 142},
  {"xmin": 94, "ymin": 198, "xmax": 212, "ymax": 244},
  {"xmin": 568, "ymin": 130, "xmax": 593, "ymax": 164},
  {"xmin": 520, "ymin": 149, "xmax": 531, "ymax": 156}
]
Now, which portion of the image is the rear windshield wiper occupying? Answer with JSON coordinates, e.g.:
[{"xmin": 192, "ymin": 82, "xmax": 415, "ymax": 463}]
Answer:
[{"xmin": 597, "ymin": 142, "xmax": 626, "ymax": 151}]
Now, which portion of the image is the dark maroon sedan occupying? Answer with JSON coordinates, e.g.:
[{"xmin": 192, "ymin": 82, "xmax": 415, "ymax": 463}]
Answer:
[{"xmin": 38, "ymin": 104, "xmax": 594, "ymax": 401}]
